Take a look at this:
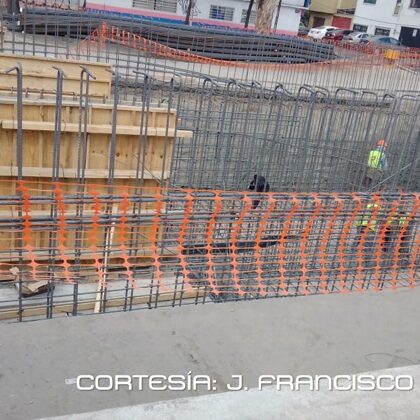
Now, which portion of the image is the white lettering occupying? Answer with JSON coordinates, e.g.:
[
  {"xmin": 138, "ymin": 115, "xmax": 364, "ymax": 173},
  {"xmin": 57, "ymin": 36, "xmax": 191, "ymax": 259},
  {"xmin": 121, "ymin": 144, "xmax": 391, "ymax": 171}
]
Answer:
[
  {"xmin": 295, "ymin": 375, "xmax": 314, "ymax": 391},
  {"xmin": 76, "ymin": 375, "xmax": 94, "ymax": 391},
  {"xmin": 258, "ymin": 375, "xmax": 275, "ymax": 390},
  {"xmin": 314, "ymin": 375, "xmax": 333, "ymax": 391},
  {"xmin": 192, "ymin": 375, "xmax": 212, "ymax": 391},
  {"xmin": 227, "ymin": 375, "xmax": 243, "ymax": 391},
  {"xmin": 333, "ymin": 375, "xmax": 353, "ymax": 391},
  {"xmin": 149, "ymin": 375, "xmax": 167, "ymax": 391},
  {"xmin": 377, "ymin": 375, "xmax": 395, "ymax": 391},
  {"xmin": 395, "ymin": 375, "xmax": 414, "ymax": 391},
  {"xmin": 95, "ymin": 375, "xmax": 113, "ymax": 391},
  {"xmin": 132, "ymin": 375, "xmax": 148, "ymax": 391},
  {"xmin": 276, "ymin": 375, "xmax": 294, "ymax": 391},
  {"xmin": 167, "ymin": 375, "xmax": 187, "ymax": 391},
  {"xmin": 357, "ymin": 374, "xmax": 375, "ymax": 391},
  {"xmin": 114, "ymin": 375, "xmax": 132, "ymax": 391}
]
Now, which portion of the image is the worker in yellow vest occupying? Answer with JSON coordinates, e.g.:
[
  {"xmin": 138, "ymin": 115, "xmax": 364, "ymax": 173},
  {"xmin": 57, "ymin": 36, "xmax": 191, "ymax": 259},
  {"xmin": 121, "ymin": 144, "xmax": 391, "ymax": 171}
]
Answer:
[
  {"xmin": 362, "ymin": 140, "xmax": 389, "ymax": 189},
  {"xmin": 352, "ymin": 202, "xmax": 380, "ymax": 268},
  {"xmin": 354, "ymin": 203, "xmax": 380, "ymax": 236}
]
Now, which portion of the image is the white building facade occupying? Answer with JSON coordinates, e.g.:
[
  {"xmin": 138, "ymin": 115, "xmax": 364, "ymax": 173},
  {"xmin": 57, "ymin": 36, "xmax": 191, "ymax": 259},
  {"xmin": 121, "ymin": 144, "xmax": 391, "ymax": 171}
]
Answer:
[
  {"xmin": 352, "ymin": 0, "xmax": 420, "ymax": 47},
  {"xmin": 85, "ymin": 0, "xmax": 306, "ymax": 36}
]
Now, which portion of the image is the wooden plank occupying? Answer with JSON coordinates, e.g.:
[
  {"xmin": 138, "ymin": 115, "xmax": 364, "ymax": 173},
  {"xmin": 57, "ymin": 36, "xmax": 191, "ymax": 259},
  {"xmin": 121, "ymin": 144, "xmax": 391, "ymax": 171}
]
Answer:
[
  {"xmin": 0, "ymin": 97, "xmax": 175, "ymax": 114},
  {"xmin": 0, "ymin": 99, "xmax": 177, "ymax": 130},
  {"xmin": 0, "ymin": 208, "xmax": 159, "ymax": 217},
  {"xmin": 0, "ymin": 53, "xmax": 112, "ymax": 97},
  {"xmin": 0, "ymin": 87, "xmax": 107, "ymax": 100},
  {"xmin": 0, "ymin": 92, "xmax": 180, "ymax": 264},
  {"xmin": 94, "ymin": 202, "xmax": 118, "ymax": 313},
  {"xmin": 0, "ymin": 166, "xmax": 170, "ymax": 179},
  {"xmin": 0, "ymin": 247, "xmax": 178, "ymax": 264},
  {"xmin": 0, "ymin": 75, "xmax": 110, "ymax": 98},
  {"xmin": 1, "ymin": 120, "xmax": 192, "ymax": 138},
  {"xmin": 0, "ymin": 289, "xmax": 205, "ymax": 320},
  {"xmin": 0, "ymin": 53, "xmax": 111, "ymax": 70}
]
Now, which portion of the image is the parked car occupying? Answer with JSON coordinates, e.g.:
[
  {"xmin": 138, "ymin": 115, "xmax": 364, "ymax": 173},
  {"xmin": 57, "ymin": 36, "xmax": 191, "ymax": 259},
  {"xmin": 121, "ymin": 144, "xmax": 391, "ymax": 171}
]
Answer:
[
  {"xmin": 368, "ymin": 36, "xmax": 404, "ymax": 49},
  {"xmin": 307, "ymin": 26, "xmax": 338, "ymax": 40},
  {"xmin": 298, "ymin": 22, "xmax": 309, "ymax": 36},
  {"xmin": 324, "ymin": 29, "xmax": 354, "ymax": 41},
  {"xmin": 343, "ymin": 32, "xmax": 370, "ymax": 44}
]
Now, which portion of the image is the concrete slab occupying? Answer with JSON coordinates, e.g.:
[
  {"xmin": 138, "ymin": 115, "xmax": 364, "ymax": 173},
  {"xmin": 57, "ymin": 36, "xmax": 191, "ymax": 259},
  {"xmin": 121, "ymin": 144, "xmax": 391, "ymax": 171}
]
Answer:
[
  {"xmin": 1, "ymin": 287, "xmax": 420, "ymax": 419},
  {"xmin": 44, "ymin": 365, "xmax": 420, "ymax": 420}
]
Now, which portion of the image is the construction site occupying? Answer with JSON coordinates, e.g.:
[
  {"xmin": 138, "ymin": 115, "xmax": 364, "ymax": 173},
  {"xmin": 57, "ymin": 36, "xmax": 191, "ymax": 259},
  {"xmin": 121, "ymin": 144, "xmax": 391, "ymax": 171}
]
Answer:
[{"xmin": 0, "ymin": 3, "xmax": 419, "ymax": 418}]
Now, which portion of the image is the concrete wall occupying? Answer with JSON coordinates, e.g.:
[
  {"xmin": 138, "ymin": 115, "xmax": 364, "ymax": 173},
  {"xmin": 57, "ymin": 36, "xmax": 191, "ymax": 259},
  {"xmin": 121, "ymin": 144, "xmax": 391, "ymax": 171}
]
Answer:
[
  {"xmin": 310, "ymin": 0, "xmax": 338, "ymax": 14},
  {"xmin": 309, "ymin": 0, "xmax": 356, "ymax": 28},
  {"xmin": 338, "ymin": 0, "xmax": 357, "ymax": 10},
  {"xmin": 86, "ymin": 0, "xmax": 305, "ymax": 35},
  {"xmin": 310, "ymin": 0, "xmax": 356, "ymax": 14},
  {"xmin": 353, "ymin": 0, "xmax": 420, "ymax": 38}
]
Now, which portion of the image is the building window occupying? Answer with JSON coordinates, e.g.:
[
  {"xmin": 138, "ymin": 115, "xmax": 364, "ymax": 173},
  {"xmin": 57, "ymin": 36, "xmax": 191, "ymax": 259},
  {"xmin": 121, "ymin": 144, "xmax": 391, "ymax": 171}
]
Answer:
[
  {"xmin": 410, "ymin": 0, "xmax": 420, "ymax": 7},
  {"xmin": 353, "ymin": 24, "xmax": 368, "ymax": 32},
  {"xmin": 375, "ymin": 27, "xmax": 391, "ymax": 36},
  {"xmin": 241, "ymin": 9, "xmax": 256, "ymax": 24},
  {"xmin": 132, "ymin": 0, "xmax": 177, "ymax": 13},
  {"xmin": 363, "ymin": 0, "xmax": 376, "ymax": 4},
  {"xmin": 209, "ymin": 5, "xmax": 234, "ymax": 21}
]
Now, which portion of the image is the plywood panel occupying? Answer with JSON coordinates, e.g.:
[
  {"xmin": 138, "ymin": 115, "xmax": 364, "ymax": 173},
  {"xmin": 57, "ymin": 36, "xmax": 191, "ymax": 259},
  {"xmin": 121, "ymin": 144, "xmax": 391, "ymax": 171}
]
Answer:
[
  {"xmin": 0, "ymin": 95, "xmax": 192, "ymax": 261},
  {"xmin": 0, "ymin": 53, "xmax": 112, "ymax": 98}
]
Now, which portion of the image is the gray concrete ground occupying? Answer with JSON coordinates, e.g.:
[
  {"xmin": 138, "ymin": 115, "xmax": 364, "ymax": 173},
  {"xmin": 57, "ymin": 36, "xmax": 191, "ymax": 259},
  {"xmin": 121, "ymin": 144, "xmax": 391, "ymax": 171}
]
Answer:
[
  {"xmin": 46, "ymin": 365, "xmax": 420, "ymax": 420},
  {"xmin": 1, "ymin": 287, "xmax": 420, "ymax": 419}
]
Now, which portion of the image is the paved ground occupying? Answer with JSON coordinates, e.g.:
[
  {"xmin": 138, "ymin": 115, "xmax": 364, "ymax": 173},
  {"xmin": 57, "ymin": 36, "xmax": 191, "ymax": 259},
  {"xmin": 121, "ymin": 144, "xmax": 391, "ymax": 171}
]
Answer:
[
  {"xmin": 1, "ymin": 287, "xmax": 420, "ymax": 419},
  {"xmin": 3, "ymin": 32, "xmax": 420, "ymax": 93},
  {"xmin": 46, "ymin": 365, "xmax": 420, "ymax": 420}
]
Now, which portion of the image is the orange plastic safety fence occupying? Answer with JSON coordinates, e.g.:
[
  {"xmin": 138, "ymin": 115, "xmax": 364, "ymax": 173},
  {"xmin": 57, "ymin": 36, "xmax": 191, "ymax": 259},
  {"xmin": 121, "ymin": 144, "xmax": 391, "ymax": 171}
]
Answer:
[
  {"xmin": 90, "ymin": 23, "xmax": 420, "ymax": 70},
  {"xmin": 0, "ymin": 180, "xmax": 418, "ymax": 303}
]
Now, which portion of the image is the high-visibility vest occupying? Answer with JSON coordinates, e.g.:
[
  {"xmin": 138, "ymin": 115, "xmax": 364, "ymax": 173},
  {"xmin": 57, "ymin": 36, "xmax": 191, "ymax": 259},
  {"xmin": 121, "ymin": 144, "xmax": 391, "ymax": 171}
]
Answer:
[
  {"xmin": 357, "ymin": 203, "xmax": 379, "ymax": 231},
  {"xmin": 386, "ymin": 214, "xmax": 408, "ymax": 227},
  {"xmin": 367, "ymin": 150, "xmax": 383, "ymax": 170},
  {"xmin": 399, "ymin": 216, "xmax": 408, "ymax": 226}
]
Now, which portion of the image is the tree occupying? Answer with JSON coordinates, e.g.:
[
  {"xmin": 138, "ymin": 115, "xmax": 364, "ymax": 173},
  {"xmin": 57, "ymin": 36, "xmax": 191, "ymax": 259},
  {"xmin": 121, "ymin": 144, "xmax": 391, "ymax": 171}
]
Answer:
[
  {"xmin": 244, "ymin": 0, "xmax": 255, "ymax": 29},
  {"xmin": 255, "ymin": 0, "xmax": 277, "ymax": 34},
  {"xmin": 178, "ymin": 0, "xmax": 197, "ymax": 25}
]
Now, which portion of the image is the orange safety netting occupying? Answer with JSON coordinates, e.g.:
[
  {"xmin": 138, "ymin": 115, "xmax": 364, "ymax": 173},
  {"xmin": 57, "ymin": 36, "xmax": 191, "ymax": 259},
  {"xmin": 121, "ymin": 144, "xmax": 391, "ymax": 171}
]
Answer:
[
  {"xmin": 88, "ymin": 23, "xmax": 420, "ymax": 69},
  {"xmin": 0, "ymin": 180, "xmax": 418, "ymax": 299},
  {"xmin": 89, "ymin": 23, "xmax": 340, "ymax": 70},
  {"xmin": 323, "ymin": 39, "xmax": 420, "ymax": 60}
]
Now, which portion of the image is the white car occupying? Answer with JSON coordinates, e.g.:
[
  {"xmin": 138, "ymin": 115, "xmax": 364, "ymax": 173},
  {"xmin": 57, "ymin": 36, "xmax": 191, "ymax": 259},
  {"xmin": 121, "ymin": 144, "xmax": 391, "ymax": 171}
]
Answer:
[
  {"xmin": 308, "ymin": 26, "xmax": 338, "ymax": 40},
  {"xmin": 343, "ymin": 32, "xmax": 370, "ymax": 44}
]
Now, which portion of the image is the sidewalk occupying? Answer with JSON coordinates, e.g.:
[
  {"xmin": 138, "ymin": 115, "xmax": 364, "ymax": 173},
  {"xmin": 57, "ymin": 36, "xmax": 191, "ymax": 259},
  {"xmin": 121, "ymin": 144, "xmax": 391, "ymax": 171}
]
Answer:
[
  {"xmin": 1, "ymin": 287, "xmax": 419, "ymax": 419},
  {"xmin": 45, "ymin": 365, "xmax": 420, "ymax": 420}
]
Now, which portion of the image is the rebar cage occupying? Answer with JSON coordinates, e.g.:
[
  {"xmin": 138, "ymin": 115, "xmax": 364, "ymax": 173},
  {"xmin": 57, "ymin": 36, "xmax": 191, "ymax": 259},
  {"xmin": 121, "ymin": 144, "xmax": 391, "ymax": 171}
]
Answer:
[{"xmin": 0, "ymin": 5, "xmax": 418, "ymax": 321}]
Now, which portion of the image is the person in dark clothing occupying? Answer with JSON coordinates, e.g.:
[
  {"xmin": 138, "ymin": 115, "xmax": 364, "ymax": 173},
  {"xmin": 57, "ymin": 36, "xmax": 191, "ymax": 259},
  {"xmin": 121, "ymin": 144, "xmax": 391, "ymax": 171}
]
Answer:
[{"xmin": 249, "ymin": 175, "xmax": 270, "ymax": 209}]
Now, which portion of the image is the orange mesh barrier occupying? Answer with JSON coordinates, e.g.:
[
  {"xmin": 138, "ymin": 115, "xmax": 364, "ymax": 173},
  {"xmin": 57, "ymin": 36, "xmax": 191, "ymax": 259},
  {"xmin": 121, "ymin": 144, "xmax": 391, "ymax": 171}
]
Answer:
[
  {"xmin": 88, "ymin": 23, "xmax": 420, "ymax": 69},
  {"xmin": 0, "ymin": 180, "xmax": 417, "ymax": 306},
  {"xmin": 89, "ymin": 23, "xmax": 340, "ymax": 70},
  {"xmin": 322, "ymin": 39, "xmax": 420, "ymax": 60}
]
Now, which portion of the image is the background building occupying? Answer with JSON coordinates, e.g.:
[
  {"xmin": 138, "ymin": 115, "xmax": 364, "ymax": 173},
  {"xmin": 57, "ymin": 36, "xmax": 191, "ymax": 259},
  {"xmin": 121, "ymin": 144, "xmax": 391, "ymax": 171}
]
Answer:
[
  {"xmin": 352, "ymin": 0, "xmax": 420, "ymax": 47},
  {"xmin": 85, "ymin": 0, "xmax": 307, "ymax": 35},
  {"xmin": 308, "ymin": 0, "xmax": 356, "ymax": 29}
]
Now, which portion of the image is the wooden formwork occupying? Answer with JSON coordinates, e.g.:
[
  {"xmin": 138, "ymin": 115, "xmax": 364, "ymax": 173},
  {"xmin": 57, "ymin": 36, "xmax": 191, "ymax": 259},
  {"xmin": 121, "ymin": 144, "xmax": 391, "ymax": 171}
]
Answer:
[
  {"xmin": 0, "ymin": 53, "xmax": 112, "ymax": 98},
  {"xmin": 0, "ymin": 96, "xmax": 192, "ymax": 262}
]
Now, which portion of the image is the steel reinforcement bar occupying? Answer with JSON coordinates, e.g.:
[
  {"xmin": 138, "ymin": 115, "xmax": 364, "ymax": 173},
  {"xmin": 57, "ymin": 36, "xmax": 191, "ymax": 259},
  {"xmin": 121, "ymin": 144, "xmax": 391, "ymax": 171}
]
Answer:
[{"xmin": 0, "ymin": 181, "xmax": 418, "ymax": 321}]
